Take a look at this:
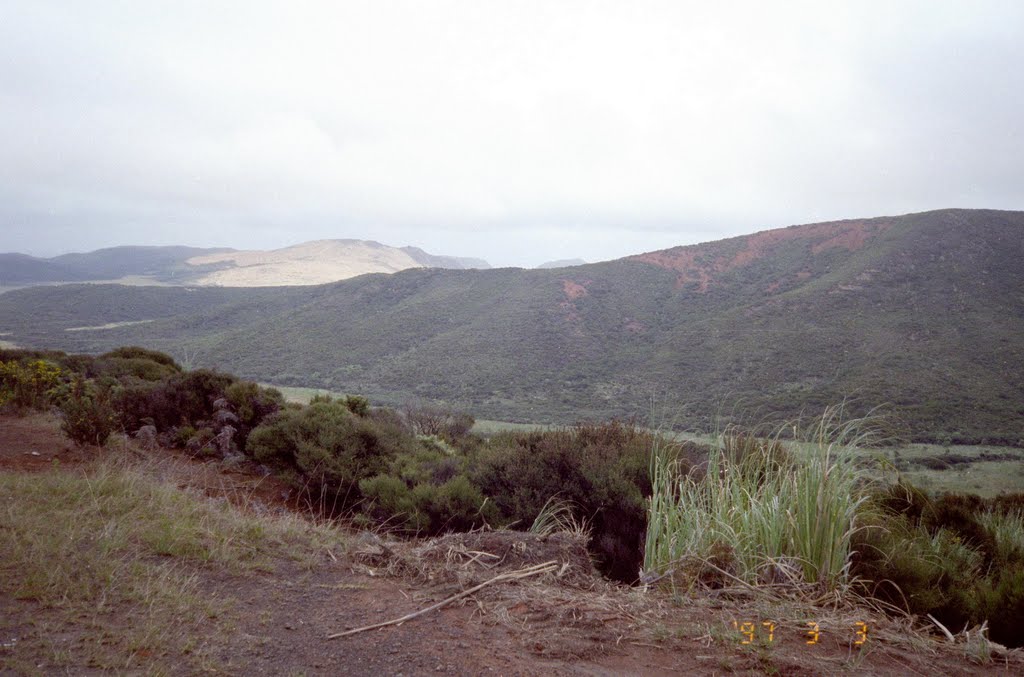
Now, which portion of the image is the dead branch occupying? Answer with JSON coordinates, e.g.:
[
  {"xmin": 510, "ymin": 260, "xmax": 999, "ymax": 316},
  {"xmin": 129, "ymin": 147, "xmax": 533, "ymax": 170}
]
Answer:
[
  {"xmin": 326, "ymin": 560, "xmax": 558, "ymax": 639},
  {"xmin": 927, "ymin": 613, "xmax": 955, "ymax": 643}
]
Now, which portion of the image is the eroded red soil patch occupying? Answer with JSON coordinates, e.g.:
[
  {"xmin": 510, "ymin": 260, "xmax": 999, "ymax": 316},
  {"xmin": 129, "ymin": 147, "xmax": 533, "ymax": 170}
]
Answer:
[
  {"xmin": 633, "ymin": 219, "xmax": 893, "ymax": 292},
  {"xmin": 561, "ymin": 279, "xmax": 590, "ymax": 300}
]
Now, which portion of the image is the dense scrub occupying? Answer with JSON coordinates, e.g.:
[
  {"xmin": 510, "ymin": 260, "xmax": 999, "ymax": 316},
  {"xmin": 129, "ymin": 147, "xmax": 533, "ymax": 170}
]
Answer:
[
  {"xmin": 5, "ymin": 345, "xmax": 1023, "ymax": 647},
  {"xmin": 0, "ymin": 347, "xmax": 283, "ymax": 452},
  {"xmin": 248, "ymin": 398, "xmax": 421, "ymax": 509},
  {"xmin": 851, "ymin": 482, "xmax": 1024, "ymax": 647},
  {"xmin": 473, "ymin": 422, "xmax": 705, "ymax": 582}
]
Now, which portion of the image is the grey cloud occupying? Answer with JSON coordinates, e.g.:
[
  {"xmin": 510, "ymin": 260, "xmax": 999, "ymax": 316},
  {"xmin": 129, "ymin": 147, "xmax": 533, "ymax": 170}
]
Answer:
[{"xmin": 1, "ymin": 1, "xmax": 1022, "ymax": 267}]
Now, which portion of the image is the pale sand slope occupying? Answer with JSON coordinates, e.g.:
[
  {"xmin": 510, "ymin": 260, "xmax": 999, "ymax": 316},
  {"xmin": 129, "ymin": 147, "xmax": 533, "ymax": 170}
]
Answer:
[{"xmin": 185, "ymin": 240, "xmax": 426, "ymax": 286}]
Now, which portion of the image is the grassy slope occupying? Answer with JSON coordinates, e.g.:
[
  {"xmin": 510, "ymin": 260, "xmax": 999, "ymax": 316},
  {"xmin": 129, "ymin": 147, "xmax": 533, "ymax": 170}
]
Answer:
[
  {"xmin": 0, "ymin": 455, "xmax": 345, "ymax": 672},
  {"xmin": 2, "ymin": 209, "xmax": 1022, "ymax": 440}
]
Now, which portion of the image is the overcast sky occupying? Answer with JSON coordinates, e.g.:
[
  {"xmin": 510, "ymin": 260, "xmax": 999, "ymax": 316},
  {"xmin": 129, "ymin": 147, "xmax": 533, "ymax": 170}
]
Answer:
[{"xmin": 2, "ymin": 1, "xmax": 1022, "ymax": 267}]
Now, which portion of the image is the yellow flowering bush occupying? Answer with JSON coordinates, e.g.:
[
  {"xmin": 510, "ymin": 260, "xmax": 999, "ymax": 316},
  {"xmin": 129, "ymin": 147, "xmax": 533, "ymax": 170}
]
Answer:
[{"xmin": 0, "ymin": 359, "xmax": 62, "ymax": 410}]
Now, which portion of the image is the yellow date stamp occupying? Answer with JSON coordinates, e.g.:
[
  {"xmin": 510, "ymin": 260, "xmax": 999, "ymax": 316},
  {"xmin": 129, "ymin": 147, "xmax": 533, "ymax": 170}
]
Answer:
[{"xmin": 731, "ymin": 620, "xmax": 868, "ymax": 645}]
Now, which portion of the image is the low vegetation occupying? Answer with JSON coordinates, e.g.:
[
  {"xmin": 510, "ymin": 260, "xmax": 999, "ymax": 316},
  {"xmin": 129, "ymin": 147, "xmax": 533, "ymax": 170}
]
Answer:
[
  {"xmin": 645, "ymin": 409, "xmax": 874, "ymax": 591},
  {"xmin": 852, "ymin": 485, "xmax": 1024, "ymax": 647},
  {"xmin": 0, "ymin": 454, "xmax": 345, "ymax": 671},
  {"xmin": 2, "ymin": 344, "xmax": 1022, "ymax": 652}
]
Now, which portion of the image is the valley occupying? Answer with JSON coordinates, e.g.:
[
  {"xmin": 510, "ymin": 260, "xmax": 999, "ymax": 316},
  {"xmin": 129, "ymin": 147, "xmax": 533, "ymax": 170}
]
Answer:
[{"xmin": 2, "ymin": 208, "xmax": 1022, "ymax": 444}]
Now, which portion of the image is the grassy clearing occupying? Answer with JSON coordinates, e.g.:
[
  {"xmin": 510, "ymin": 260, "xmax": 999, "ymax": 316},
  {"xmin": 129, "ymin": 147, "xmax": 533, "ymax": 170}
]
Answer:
[
  {"xmin": 0, "ymin": 454, "xmax": 346, "ymax": 672},
  {"xmin": 894, "ymin": 450, "xmax": 1024, "ymax": 497},
  {"xmin": 470, "ymin": 418, "xmax": 556, "ymax": 435},
  {"xmin": 265, "ymin": 383, "xmax": 346, "ymax": 404},
  {"xmin": 644, "ymin": 406, "xmax": 877, "ymax": 592},
  {"xmin": 903, "ymin": 461, "xmax": 1024, "ymax": 497}
]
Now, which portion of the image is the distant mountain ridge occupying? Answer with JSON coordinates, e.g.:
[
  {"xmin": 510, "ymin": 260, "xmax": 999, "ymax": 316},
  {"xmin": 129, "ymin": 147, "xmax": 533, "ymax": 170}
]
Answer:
[
  {"xmin": 0, "ymin": 240, "xmax": 490, "ymax": 287},
  {"xmin": 401, "ymin": 246, "xmax": 490, "ymax": 271},
  {"xmin": 537, "ymin": 258, "xmax": 588, "ymax": 269},
  {"xmin": 0, "ymin": 246, "xmax": 232, "ymax": 285},
  {"xmin": 2, "ymin": 209, "xmax": 1021, "ymax": 442}
]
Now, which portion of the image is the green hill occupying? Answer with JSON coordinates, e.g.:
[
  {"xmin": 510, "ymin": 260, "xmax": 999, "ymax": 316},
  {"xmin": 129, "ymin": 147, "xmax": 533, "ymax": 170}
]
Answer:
[
  {"xmin": 2, "ymin": 209, "xmax": 1022, "ymax": 442},
  {"xmin": 0, "ymin": 246, "xmax": 233, "ymax": 285}
]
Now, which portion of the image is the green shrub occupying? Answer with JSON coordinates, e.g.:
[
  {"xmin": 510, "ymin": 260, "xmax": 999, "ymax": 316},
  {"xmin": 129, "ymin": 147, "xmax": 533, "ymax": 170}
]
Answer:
[
  {"xmin": 981, "ymin": 567, "xmax": 1024, "ymax": 647},
  {"xmin": 92, "ymin": 355, "xmax": 179, "ymax": 383},
  {"xmin": 427, "ymin": 475, "xmax": 494, "ymax": 532},
  {"xmin": 359, "ymin": 473, "xmax": 495, "ymax": 535},
  {"xmin": 854, "ymin": 520, "xmax": 984, "ymax": 623},
  {"xmin": 116, "ymin": 369, "xmax": 237, "ymax": 432},
  {"xmin": 474, "ymin": 420, "xmax": 684, "ymax": 582},
  {"xmin": 53, "ymin": 377, "xmax": 118, "ymax": 447},
  {"xmin": 853, "ymin": 482, "xmax": 1024, "ymax": 648},
  {"xmin": 993, "ymin": 494, "xmax": 1024, "ymax": 515},
  {"xmin": 171, "ymin": 425, "xmax": 199, "ymax": 449},
  {"xmin": 926, "ymin": 495, "xmax": 998, "ymax": 566},
  {"xmin": 359, "ymin": 474, "xmax": 428, "ymax": 532},
  {"xmin": 224, "ymin": 381, "xmax": 284, "ymax": 451},
  {"xmin": 404, "ymin": 405, "xmax": 475, "ymax": 441},
  {"xmin": 247, "ymin": 399, "xmax": 420, "ymax": 511},
  {"xmin": 183, "ymin": 427, "xmax": 217, "ymax": 457},
  {"xmin": 876, "ymin": 479, "xmax": 932, "ymax": 524},
  {"xmin": 342, "ymin": 395, "xmax": 370, "ymax": 416},
  {"xmin": 100, "ymin": 346, "xmax": 180, "ymax": 369}
]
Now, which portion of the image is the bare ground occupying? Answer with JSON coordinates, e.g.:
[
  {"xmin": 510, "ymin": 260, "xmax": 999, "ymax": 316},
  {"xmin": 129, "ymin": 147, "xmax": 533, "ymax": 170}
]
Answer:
[{"xmin": 2, "ymin": 412, "xmax": 1023, "ymax": 675}]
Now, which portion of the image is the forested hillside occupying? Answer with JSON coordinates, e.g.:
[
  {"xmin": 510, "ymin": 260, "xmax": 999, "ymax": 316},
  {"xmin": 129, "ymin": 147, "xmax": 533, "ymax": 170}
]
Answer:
[{"xmin": 3, "ymin": 209, "xmax": 1022, "ymax": 442}]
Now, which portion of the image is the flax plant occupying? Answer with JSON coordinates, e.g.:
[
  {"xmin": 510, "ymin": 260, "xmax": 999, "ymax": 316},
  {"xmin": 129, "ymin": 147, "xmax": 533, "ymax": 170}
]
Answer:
[{"xmin": 644, "ymin": 405, "xmax": 878, "ymax": 592}]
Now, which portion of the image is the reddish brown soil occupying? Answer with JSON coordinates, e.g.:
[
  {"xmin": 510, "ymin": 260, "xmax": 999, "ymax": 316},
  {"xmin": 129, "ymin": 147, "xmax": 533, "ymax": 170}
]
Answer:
[
  {"xmin": 562, "ymin": 279, "xmax": 590, "ymax": 300},
  {"xmin": 0, "ymin": 411, "xmax": 88, "ymax": 472},
  {"xmin": 3, "ymin": 413, "xmax": 1023, "ymax": 675},
  {"xmin": 0, "ymin": 412, "xmax": 296, "ymax": 512},
  {"xmin": 633, "ymin": 219, "xmax": 893, "ymax": 292}
]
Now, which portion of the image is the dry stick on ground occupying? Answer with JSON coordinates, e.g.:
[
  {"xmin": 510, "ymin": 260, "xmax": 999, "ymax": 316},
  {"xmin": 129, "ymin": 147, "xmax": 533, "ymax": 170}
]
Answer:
[
  {"xmin": 927, "ymin": 614, "xmax": 956, "ymax": 644},
  {"xmin": 327, "ymin": 561, "xmax": 559, "ymax": 639}
]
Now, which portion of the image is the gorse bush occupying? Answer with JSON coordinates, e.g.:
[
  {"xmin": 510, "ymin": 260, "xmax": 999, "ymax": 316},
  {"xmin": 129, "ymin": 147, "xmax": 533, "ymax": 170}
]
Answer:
[{"xmin": 0, "ymin": 358, "xmax": 62, "ymax": 410}]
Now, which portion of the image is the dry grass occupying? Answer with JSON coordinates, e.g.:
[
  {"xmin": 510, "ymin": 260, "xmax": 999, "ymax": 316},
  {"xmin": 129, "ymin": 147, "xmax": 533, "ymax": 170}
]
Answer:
[{"xmin": 0, "ymin": 448, "xmax": 347, "ymax": 672}]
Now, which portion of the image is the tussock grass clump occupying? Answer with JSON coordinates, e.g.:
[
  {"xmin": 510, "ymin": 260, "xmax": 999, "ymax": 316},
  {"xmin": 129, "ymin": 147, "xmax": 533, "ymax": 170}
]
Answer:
[
  {"xmin": 644, "ymin": 406, "xmax": 878, "ymax": 592},
  {"xmin": 528, "ymin": 497, "xmax": 590, "ymax": 539}
]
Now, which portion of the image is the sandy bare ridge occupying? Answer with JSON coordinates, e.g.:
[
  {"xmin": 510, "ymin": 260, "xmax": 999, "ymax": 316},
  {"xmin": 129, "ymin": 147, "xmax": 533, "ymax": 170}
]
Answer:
[{"xmin": 185, "ymin": 239, "xmax": 428, "ymax": 286}]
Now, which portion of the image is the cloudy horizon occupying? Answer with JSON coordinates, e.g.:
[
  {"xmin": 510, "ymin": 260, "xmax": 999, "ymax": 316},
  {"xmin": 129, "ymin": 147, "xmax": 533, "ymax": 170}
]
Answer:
[{"xmin": 2, "ymin": 1, "xmax": 1023, "ymax": 267}]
